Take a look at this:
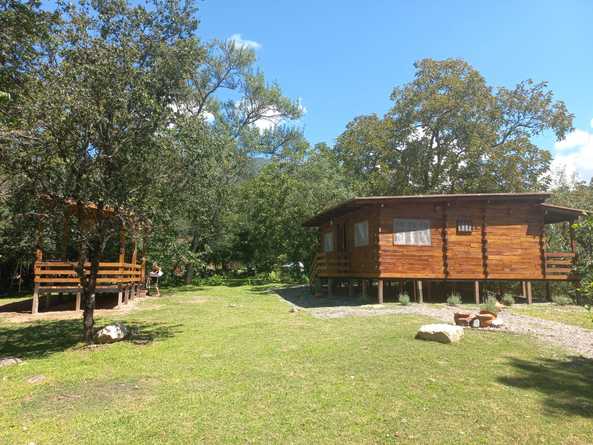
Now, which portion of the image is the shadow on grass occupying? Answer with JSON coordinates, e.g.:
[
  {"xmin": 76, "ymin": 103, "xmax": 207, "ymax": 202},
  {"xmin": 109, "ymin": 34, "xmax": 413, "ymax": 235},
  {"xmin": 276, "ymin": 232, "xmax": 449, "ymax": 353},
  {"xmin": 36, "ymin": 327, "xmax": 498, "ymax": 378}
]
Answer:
[
  {"xmin": 498, "ymin": 356, "xmax": 593, "ymax": 418},
  {"xmin": 0, "ymin": 319, "xmax": 182, "ymax": 359},
  {"xmin": 273, "ymin": 285, "xmax": 376, "ymax": 308}
]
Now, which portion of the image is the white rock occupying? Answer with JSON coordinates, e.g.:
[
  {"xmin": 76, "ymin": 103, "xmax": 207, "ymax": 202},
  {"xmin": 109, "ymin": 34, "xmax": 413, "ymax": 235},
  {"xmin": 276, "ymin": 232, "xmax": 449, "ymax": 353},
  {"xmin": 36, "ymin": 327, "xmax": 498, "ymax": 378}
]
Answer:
[
  {"xmin": 0, "ymin": 357, "xmax": 23, "ymax": 367},
  {"xmin": 94, "ymin": 323, "xmax": 129, "ymax": 344},
  {"xmin": 415, "ymin": 324, "xmax": 464, "ymax": 344},
  {"xmin": 490, "ymin": 319, "xmax": 504, "ymax": 328}
]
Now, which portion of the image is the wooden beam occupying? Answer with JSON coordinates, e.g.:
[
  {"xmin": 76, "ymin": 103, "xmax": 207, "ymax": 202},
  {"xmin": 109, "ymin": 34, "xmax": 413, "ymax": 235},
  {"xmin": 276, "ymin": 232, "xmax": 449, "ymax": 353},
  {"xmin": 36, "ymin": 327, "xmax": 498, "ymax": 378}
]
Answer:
[
  {"xmin": 417, "ymin": 280, "xmax": 423, "ymax": 303},
  {"xmin": 442, "ymin": 206, "xmax": 449, "ymax": 278},
  {"xmin": 117, "ymin": 286, "xmax": 123, "ymax": 307},
  {"xmin": 32, "ymin": 284, "xmax": 39, "ymax": 315},
  {"xmin": 75, "ymin": 291, "xmax": 81, "ymax": 311},
  {"xmin": 377, "ymin": 279, "xmax": 384, "ymax": 304},
  {"xmin": 481, "ymin": 207, "xmax": 488, "ymax": 279},
  {"xmin": 412, "ymin": 279, "xmax": 417, "ymax": 302},
  {"xmin": 527, "ymin": 281, "xmax": 533, "ymax": 304},
  {"xmin": 474, "ymin": 281, "xmax": 480, "ymax": 305}
]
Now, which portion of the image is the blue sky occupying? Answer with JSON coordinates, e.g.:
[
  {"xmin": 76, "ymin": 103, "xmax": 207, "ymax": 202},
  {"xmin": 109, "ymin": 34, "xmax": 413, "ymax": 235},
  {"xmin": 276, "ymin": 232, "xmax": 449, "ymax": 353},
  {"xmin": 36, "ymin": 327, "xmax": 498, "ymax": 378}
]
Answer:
[{"xmin": 196, "ymin": 0, "xmax": 593, "ymax": 180}]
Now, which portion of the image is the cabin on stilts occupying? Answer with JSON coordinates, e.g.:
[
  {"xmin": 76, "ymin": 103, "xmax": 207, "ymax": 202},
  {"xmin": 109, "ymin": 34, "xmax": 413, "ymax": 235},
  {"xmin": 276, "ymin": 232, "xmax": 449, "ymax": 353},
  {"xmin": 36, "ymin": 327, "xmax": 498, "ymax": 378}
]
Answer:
[
  {"xmin": 304, "ymin": 193, "xmax": 586, "ymax": 304},
  {"xmin": 32, "ymin": 197, "xmax": 146, "ymax": 314}
]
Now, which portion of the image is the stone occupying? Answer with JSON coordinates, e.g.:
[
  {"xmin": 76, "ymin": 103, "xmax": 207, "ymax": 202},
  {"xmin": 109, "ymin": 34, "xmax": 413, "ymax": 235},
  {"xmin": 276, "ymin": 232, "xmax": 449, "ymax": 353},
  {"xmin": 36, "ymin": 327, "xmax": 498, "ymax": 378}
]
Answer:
[
  {"xmin": 0, "ymin": 357, "xmax": 23, "ymax": 368},
  {"xmin": 27, "ymin": 375, "xmax": 46, "ymax": 384},
  {"xmin": 415, "ymin": 324, "xmax": 464, "ymax": 344},
  {"xmin": 94, "ymin": 323, "xmax": 129, "ymax": 344},
  {"xmin": 490, "ymin": 319, "xmax": 504, "ymax": 328},
  {"xmin": 289, "ymin": 306, "xmax": 299, "ymax": 313}
]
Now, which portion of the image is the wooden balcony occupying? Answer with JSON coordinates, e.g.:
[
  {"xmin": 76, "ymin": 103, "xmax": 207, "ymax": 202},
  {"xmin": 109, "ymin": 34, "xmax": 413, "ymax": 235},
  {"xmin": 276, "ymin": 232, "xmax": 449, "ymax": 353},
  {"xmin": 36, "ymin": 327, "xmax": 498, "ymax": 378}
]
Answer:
[
  {"xmin": 32, "ymin": 259, "xmax": 145, "ymax": 314},
  {"xmin": 544, "ymin": 252, "xmax": 576, "ymax": 280},
  {"xmin": 312, "ymin": 252, "xmax": 351, "ymax": 277}
]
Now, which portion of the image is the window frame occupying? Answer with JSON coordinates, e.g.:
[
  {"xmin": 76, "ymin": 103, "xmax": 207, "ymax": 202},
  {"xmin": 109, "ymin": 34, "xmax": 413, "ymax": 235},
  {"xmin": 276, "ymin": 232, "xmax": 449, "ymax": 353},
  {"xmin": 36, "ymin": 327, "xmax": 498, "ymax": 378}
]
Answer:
[
  {"xmin": 393, "ymin": 218, "xmax": 432, "ymax": 246},
  {"xmin": 323, "ymin": 231, "xmax": 334, "ymax": 252},
  {"xmin": 353, "ymin": 220, "xmax": 369, "ymax": 247}
]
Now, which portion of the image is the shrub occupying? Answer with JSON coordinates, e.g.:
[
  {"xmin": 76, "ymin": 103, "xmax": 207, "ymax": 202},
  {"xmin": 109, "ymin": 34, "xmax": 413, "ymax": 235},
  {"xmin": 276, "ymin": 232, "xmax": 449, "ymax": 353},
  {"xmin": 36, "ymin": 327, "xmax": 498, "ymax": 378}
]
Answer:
[
  {"xmin": 398, "ymin": 292, "xmax": 411, "ymax": 306},
  {"xmin": 446, "ymin": 292, "xmax": 462, "ymax": 306},
  {"xmin": 480, "ymin": 296, "xmax": 499, "ymax": 314},
  {"xmin": 501, "ymin": 293, "xmax": 515, "ymax": 306},
  {"xmin": 552, "ymin": 294, "xmax": 573, "ymax": 306}
]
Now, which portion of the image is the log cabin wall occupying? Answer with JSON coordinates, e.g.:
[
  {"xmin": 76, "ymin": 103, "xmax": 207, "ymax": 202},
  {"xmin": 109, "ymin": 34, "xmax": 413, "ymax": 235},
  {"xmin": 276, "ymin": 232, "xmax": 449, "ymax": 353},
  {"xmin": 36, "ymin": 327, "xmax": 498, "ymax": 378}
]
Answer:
[{"xmin": 375, "ymin": 200, "xmax": 545, "ymax": 280}]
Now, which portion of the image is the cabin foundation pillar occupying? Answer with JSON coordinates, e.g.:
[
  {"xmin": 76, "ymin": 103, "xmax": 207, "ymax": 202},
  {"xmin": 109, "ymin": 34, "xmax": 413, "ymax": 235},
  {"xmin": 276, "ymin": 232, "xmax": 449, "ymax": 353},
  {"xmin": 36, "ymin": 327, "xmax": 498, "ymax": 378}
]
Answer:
[
  {"xmin": 75, "ymin": 291, "xmax": 81, "ymax": 311},
  {"xmin": 474, "ymin": 281, "xmax": 480, "ymax": 305},
  {"xmin": 521, "ymin": 281, "xmax": 527, "ymax": 300},
  {"xmin": 527, "ymin": 281, "xmax": 533, "ymax": 304},
  {"xmin": 327, "ymin": 278, "xmax": 334, "ymax": 297},
  {"xmin": 32, "ymin": 285, "xmax": 39, "ymax": 315},
  {"xmin": 117, "ymin": 286, "xmax": 123, "ymax": 307},
  {"xmin": 412, "ymin": 280, "xmax": 417, "ymax": 302},
  {"xmin": 417, "ymin": 280, "xmax": 423, "ymax": 303},
  {"xmin": 377, "ymin": 279, "xmax": 384, "ymax": 304},
  {"xmin": 348, "ymin": 279, "xmax": 354, "ymax": 297}
]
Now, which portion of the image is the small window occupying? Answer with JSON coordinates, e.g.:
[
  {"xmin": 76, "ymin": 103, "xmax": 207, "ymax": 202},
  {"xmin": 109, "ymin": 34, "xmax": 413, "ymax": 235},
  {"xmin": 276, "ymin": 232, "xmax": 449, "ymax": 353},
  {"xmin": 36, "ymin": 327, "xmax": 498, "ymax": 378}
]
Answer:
[
  {"xmin": 323, "ymin": 232, "xmax": 334, "ymax": 252},
  {"xmin": 354, "ymin": 221, "xmax": 369, "ymax": 247},
  {"xmin": 457, "ymin": 218, "xmax": 473, "ymax": 234},
  {"xmin": 393, "ymin": 218, "xmax": 431, "ymax": 246}
]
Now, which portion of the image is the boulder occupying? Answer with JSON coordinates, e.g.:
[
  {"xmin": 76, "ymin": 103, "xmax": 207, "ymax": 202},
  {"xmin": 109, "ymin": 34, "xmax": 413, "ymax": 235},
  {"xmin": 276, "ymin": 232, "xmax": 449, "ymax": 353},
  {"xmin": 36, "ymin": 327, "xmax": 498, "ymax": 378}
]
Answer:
[
  {"xmin": 490, "ymin": 319, "xmax": 504, "ymax": 328},
  {"xmin": 94, "ymin": 323, "xmax": 129, "ymax": 344},
  {"xmin": 0, "ymin": 357, "xmax": 23, "ymax": 368},
  {"xmin": 415, "ymin": 324, "xmax": 464, "ymax": 344}
]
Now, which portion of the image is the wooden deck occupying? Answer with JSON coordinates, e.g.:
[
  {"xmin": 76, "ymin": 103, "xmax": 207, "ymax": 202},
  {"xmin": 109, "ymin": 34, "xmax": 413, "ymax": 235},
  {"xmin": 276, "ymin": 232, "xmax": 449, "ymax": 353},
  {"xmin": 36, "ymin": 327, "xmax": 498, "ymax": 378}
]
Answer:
[{"xmin": 32, "ymin": 259, "xmax": 145, "ymax": 314}]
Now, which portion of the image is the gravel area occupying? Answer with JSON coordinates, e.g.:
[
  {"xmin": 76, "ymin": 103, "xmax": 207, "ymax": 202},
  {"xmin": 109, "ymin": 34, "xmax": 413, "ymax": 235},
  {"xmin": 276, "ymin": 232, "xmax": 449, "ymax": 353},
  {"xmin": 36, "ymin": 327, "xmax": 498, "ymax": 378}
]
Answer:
[{"xmin": 310, "ymin": 304, "xmax": 593, "ymax": 359}]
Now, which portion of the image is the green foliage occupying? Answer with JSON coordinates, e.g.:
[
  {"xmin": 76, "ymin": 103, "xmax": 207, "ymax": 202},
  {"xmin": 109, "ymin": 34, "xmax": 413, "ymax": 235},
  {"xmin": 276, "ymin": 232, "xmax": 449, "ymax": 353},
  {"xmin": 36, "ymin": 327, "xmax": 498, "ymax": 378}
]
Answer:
[
  {"xmin": 335, "ymin": 58, "xmax": 572, "ymax": 196},
  {"xmin": 502, "ymin": 293, "xmax": 515, "ymax": 306},
  {"xmin": 551, "ymin": 295, "xmax": 573, "ymax": 306},
  {"xmin": 480, "ymin": 296, "xmax": 499, "ymax": 314},
  {"xmin": 398, "ymin": 292, "xmax": 411, "ymax": 306},
  {"xmin": 446, "ymin": 292, "xmax": 462, "ymax": 306},
  {"xmin": 573, "ymin": 215, "xmax": 593, "ymax": 304}
]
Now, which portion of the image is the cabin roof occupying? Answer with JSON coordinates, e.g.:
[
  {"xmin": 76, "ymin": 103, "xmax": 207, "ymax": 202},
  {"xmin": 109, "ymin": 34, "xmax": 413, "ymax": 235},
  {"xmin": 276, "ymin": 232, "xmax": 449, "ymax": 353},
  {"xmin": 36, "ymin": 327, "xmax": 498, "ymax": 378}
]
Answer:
[{"xmin": 303, "ymin": 192, "xmax": 586, "ymax": 227}]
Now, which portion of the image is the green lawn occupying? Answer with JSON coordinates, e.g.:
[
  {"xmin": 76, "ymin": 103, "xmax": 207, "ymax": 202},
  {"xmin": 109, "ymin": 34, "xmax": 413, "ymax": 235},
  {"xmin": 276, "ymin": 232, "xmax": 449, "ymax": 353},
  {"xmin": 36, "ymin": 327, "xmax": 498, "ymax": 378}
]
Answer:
[
  {"xmin": 1, "ymin": 284, "xmax": 593, "ymax": 445},
  {"xmin": 511, "ymin": 303, "xmax": 593, "ymax": 330}
]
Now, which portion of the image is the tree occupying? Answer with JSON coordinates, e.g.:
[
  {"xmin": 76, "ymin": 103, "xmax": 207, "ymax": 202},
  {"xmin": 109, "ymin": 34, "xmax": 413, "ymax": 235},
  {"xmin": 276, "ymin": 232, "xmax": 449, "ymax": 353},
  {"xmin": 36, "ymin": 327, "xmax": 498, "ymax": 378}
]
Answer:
[
  {"xmin": 233, "ymin": 143, "xmax": 352, "ymax": 273},
  {"xmin": 0, "ymin": 0, "xmax": 200, "ymax": 342},
  {"xmin": 335, "ymin": 58, "xmax": 573, "ymax": 195}
]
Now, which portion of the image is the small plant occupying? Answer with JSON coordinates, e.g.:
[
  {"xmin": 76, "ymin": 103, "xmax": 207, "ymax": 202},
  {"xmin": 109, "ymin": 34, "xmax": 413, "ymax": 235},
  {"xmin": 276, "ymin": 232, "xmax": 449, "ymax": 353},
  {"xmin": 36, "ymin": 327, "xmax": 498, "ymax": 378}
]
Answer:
[
  {"xmin": 480, "ymin": 296, "xmax": 499, "ymax": 314},
  {"xmin": 551, "ymin": 294, "xmax": 573, "ymax": 306},
  {"xmin": 501, "ymin": 293, "xmax": 515, "ymax": 306},
  {"xmin": 398, "ymin": 292, "xmax": 411, "ymax": 306},
  {"xmin": 446, "ymin": 292, "xmax": 462, "ymax": 306}
]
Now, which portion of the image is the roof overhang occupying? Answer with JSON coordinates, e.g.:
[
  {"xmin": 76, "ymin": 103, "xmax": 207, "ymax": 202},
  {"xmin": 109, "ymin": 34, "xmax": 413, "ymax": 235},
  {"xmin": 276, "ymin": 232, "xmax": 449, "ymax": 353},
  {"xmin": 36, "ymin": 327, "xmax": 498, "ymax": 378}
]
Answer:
[
  {"xmin": 303, "ymin": 192, "xmax": 553, "ymax": 227},
  {"xmin": 541, "ymin": 203, "xmax": 587, "ymax": 224}
]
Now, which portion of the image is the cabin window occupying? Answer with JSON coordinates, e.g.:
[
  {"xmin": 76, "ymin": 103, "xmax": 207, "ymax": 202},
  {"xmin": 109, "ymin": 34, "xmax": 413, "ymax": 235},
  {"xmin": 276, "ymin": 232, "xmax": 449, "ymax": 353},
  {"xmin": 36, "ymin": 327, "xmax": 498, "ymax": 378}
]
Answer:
[
  {"xmin": 393, "ymin": 218, "xmax": 431, "ymax": 246},
  {"xmin": 323, "ymin": 232, "xmax": 334, "ymax": 252},
  {"xmin": 457, "ymin": 217, "xmax": 473, "ymax": 234},
  {"xmin": 354, "ymin": 221, "xmax": 369, "ymax": 247}
]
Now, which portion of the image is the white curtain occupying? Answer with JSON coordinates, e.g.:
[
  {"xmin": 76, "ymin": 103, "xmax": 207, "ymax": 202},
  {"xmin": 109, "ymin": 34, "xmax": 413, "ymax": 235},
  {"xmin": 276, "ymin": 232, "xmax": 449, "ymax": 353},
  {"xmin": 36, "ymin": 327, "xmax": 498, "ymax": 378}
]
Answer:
[
  {"xmin": 394, "ymin": 219, "xmax": 431, "ymax": 246},
  {"xmin": 354, "ymin": 221, "xmax": 369, "ymax": 247}
]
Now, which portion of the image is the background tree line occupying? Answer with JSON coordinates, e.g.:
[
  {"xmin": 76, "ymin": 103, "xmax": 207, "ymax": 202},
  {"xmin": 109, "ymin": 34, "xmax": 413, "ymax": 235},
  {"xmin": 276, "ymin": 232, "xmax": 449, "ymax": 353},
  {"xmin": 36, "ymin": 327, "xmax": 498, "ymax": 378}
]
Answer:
[{"xmin": 1, "ymin": 0, "xmax": 592, "ymax": 338}]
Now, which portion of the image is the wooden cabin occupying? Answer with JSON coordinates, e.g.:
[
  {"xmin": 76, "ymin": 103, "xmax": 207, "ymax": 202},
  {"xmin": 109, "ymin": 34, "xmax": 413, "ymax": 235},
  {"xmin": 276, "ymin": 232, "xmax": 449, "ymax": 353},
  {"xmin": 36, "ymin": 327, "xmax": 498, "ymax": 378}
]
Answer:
[
  {"xmin": 32, "ymin": 198, "xmax": 146, "ymax": 314},
  {"xmin": 304, "ymin": 193, "xmax": 585, "ymax": 304}
]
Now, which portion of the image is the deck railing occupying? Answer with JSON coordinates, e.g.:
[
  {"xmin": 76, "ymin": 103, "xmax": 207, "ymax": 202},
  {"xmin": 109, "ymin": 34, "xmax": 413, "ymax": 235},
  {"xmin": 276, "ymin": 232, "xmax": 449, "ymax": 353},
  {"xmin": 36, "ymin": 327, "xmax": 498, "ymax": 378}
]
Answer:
[
  {"xmin": 312, "ymin": 252, "xmax": 350, "ymax": 277},
  {"xmin": 544, "ymin": 252, "xmax": 576, "ymax": 279},
  {"xmin": 34, "ymin": 260, "xmax": 143, "ymax": 289}
]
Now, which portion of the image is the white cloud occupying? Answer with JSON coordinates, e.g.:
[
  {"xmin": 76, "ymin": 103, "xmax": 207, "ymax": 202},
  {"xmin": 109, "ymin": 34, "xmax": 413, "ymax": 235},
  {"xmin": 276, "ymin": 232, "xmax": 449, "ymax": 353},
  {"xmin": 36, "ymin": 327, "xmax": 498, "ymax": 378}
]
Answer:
[
  {"xmin": 227, "ymin": 34, "xmax": 261, "ymax": 50},
  {"xmin": 253, "ymin": 107, "xmax": 283, "ymax": 131},
  {"xmin": 551, "ymin": 124, "xmax": 593, "ymax": 181}
]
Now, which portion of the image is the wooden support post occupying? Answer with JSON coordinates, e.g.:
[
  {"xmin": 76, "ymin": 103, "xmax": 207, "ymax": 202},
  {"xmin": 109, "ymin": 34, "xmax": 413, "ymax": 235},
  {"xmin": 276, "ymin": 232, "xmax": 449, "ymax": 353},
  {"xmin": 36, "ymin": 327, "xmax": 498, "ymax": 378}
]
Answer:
[
  {"xmin": 32, "ymin": 285, "xmax": 39, "ymax": 315},
  {"xmin": 348, "ymin": 279, "xmax": 354, "ymax": 297},
  {"xmin": 75, "ymin": 291, "xmax": 81, "ymax": 311},
  {"xmin": 522, "ymin": 281, "xmax": 527, "ymax": 300},
  {"xmin": 417, "ymin": 280, "xmax": 423, "ymax": 303},
  {"xmin": 546, "ymin": 281, "xmax": 551, "ymax": 301},
  {"xmin": 527, "ymin": 281, "xmax": 533, "ymax": 304},
  {"xmin": 117, "ymin": 286, "xmax": 123, "ymax": 307},
  {"xmin": 474, "ymin": 281, "xmax": 480, "ymax": 305},
  {"xmin": 327, "ymin": 278, "xmax": 334, "ymax": 297},
  {"xmin": 377, "ymin": 279, "xmax": 384, "ymax": 304},
  {"xmin": 362, "ymin": 279, "xmax": 368, "ymax": 298},
  {"xmin": 124, "ymin": 286, "xmax": 129, "ymax": 304},
  {"xmin": 412, "ymin": 280, "xmax": 417, "ymax": 302}
]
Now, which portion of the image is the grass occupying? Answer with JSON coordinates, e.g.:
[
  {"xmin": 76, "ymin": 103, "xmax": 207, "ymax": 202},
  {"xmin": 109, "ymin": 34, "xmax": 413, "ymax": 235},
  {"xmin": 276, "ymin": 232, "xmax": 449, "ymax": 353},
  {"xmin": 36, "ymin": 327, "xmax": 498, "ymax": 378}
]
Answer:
[
  {"xmin": 1, "ymin": 284, "xmax": 592, "ymax": 444},
  {"xmin": 511, "ymin": 303, "xmax": 593, "ymax": 330}
]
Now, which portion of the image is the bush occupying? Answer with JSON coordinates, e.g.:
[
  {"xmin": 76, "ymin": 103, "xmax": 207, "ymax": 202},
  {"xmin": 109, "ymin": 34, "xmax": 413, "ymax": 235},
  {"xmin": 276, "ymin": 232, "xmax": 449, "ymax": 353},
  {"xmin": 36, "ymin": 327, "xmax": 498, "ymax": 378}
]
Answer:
[
  {"xmin": 398, "ymin": 292, "xmax": 411, "ymax": 306},
  {"xmin": 480, "ymin": 296, "xmax": 499, "ymax": 314},
  {"xmin": 501, "ymin": 293, "xmax": 515, "ymax": 306},
  {"xmin": 446, "ymin": 292, "xmax": 462, "ymax": 306},
  {"xmin": 552, "ymin": 294, "xmax": 573, "ymax": 306}
]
